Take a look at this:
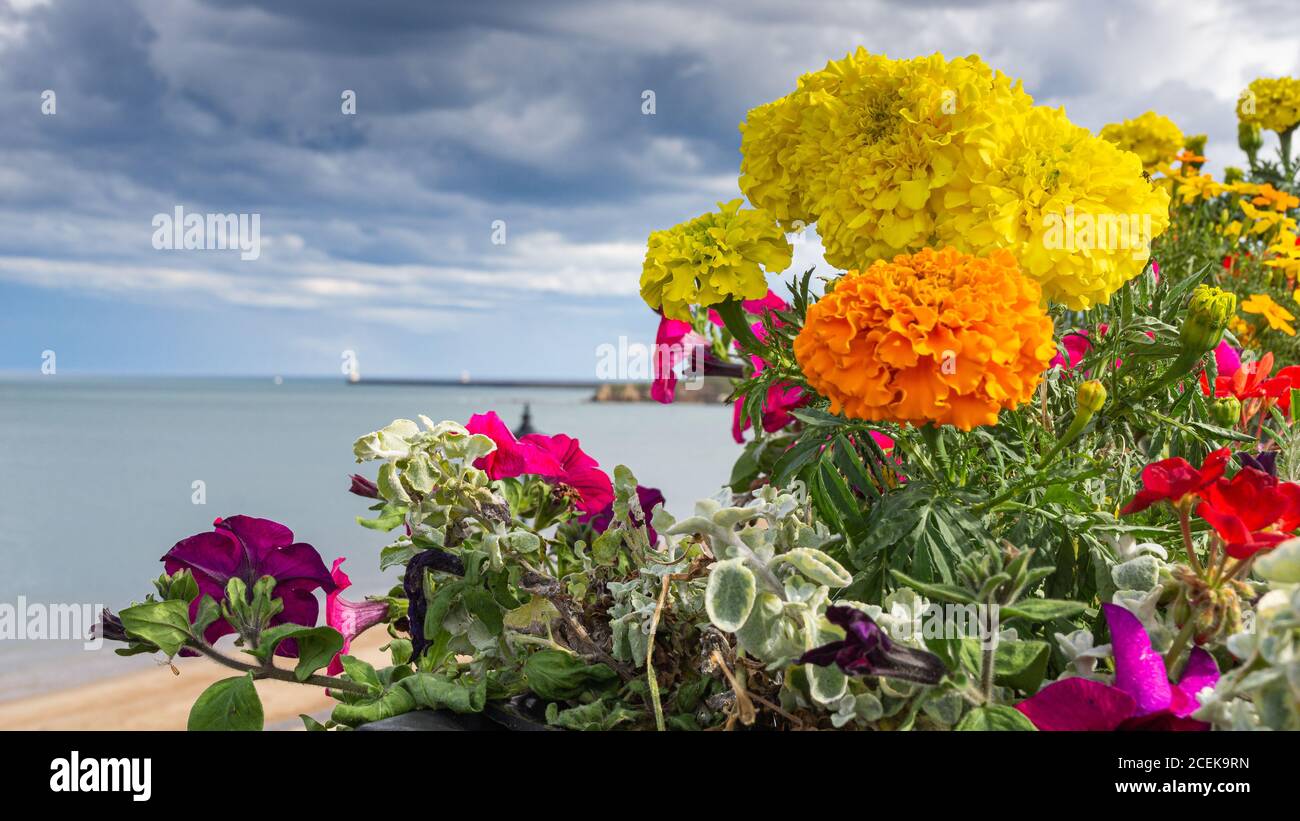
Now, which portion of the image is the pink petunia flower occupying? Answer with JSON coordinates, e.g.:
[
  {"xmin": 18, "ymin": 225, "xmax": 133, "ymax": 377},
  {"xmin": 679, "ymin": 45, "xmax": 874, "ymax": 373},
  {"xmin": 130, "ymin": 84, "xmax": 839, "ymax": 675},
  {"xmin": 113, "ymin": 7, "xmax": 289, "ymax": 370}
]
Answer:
[
  {"xmin": 325, "ymin": 558, "xmax": 389, "ymax": 675},
  {"xmin": 1014, "ymin": 603, "xmax": 1218, "ymax": 731},
  {"xmin": 465, "ymin": 411, "xmax": 560, "ymax": 480},
  {"xmin": 521, "ymin": 433, "xmax": 614, "ymax": 514},
  {"xmin": 651, "ymin": 315, "xmax": 708, "ymax": 404}
]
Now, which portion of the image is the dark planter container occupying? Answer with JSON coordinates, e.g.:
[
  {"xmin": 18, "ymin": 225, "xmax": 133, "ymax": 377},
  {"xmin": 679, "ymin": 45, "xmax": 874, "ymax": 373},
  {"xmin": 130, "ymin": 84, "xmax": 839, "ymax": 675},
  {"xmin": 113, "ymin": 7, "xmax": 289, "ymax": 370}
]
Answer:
[{"xmin": 356, "ymin": 697, "xmax": 555, "ymax": 731}]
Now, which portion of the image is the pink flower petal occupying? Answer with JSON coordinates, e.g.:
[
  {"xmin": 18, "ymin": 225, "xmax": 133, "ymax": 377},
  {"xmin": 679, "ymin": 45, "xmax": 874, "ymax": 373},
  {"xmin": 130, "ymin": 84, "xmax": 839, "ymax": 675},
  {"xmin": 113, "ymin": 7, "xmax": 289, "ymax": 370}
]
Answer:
[
  {"xmin": 1170, "ymin": 647, "xmax": 1219, "ymax": 717},
  {"xmin": 1015, "ymin": 677, "xmax": 1136, "ymax": 731},
  {"xmin": 1103, "ymin": 602, "xmax": 1173, "ymax": 716}
]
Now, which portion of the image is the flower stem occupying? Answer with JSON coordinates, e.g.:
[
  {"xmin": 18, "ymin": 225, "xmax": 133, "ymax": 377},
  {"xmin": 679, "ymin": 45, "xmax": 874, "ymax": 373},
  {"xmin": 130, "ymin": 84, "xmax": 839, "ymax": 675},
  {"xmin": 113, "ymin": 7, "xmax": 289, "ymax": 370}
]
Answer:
[
  {"xmin": 1163, "ymin": 617, "xmax": 1197, "ymax": 675},
  {"xmin": 189, "ymin": 640, "xmax": 372, "ymax": 695},
  {"xmin": 1178, "ymin": 506, "xmax": 1203, "ymax": 577}
]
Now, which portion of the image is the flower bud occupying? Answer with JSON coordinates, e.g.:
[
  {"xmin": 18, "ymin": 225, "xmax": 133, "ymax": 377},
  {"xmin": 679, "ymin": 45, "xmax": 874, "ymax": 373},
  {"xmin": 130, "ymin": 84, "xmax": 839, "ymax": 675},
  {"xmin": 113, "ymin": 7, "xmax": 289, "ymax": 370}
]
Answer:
[
  {"xmin": 1223, "ymin": 166, "xmax": 1245, "ymax": 185},
  {"xmin": 1184, "ymin": 134, "xmax": 1208, "ymax": 156},
  {"xmin": 1180, "ymin": 285, "xmax": 1236, "ymax": 355},
  {"xmin": 1238, "ymin": 121, "xmax": 1263, "ymax": 158},
  {"xmin": 348, "ymin": 473, "xmax": 380, "ymax": 498},
  {"xmin": 1076, "ymin": 380, "xmax": 1107, "ymax": 415},
  {"xmin": 1210, "ymin": 396, "xmax": 1242, "ymax": 427}
]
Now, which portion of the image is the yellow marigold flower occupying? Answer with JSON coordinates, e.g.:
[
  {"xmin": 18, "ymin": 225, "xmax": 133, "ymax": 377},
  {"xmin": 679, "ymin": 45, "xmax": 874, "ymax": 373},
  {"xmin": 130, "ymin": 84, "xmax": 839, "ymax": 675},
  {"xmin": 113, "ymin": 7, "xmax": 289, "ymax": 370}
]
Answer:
[
  {"xmin": 1099, "ymin": 111, "xmax": 1185, "ymax": 174},
  {"xmin": 793, "ymin": 247, "xmax": 1055, "ymax": 431},
  {"xmin": 1241, "ymin": 292, "xmax": 1297, "ymax": 336},
  {"xmin": 739, "ymin": 49, "xmax": 1036, "ymax": 267},
  {"xmin": 941, "ymin": 105, "xmax": 1171, "ymax": 310},
  {"xmin": 639, "ymin": 199, "xmax": 792, "ymax": 321},
  {"xmin": 1237, "ymin": 77, "xmax": 1300, "ymax": 134},
  {"xmin": 739, "ymin": 50, "xmax": 1170, "ymax": 311}
]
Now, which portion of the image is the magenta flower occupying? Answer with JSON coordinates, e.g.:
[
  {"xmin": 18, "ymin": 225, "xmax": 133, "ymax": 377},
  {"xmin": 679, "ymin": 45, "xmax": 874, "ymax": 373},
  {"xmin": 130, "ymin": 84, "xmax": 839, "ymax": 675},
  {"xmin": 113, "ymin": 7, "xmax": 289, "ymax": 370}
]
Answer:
[
  {"xmin": 1215, "ymin": 340, "xmax": 1241, "ymax": 377},
  {"xmin": 1049, "ymin": 330, "xmax": 1093, "ymax": 371},
  {"xmin": 580, "ymin": 485, "xmax": 665, "ymax": 543},
  {"xmin": 651, "ymin": 315, "xmax": 708, "ymax": 404},
  {"xmin": 325, "ymin": 558, "xmax": 389, "ymax": 675},
  {"xmin": 732, "ymin": 383, "xmax": 807, "ymax": 443},
  {"xmin": 466, "ymin": 411, "xmax": 560, "ymax": 480},
  {"xmin": 522, "ymin": 433, "xmax": 614, "ymax": 514},
  {"xmin": 1015, "ymin": 603, "xmax": 1219, "ymax": 731},
  {"xmin": 161, "ymin": 516, "xmax": 336, "ymax": 655}
]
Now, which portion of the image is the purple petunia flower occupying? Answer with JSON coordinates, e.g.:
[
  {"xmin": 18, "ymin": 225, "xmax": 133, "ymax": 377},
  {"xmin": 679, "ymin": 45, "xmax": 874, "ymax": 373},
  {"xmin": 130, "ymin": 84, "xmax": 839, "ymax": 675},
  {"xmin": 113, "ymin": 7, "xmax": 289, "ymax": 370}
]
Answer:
[
  {"xmin": 1237, "ymin": 450, "xmax": 1278, "ymax": 477},
  {"xmin": 161, "ymin": 516, "xmax": 336, "ymax": 656},
  {"xmin": 1014, "ymin": 603, "xmax": 1219, "ymax": 731},
  {"xmin": 798, "ymin": 606, "xmax": 946, "ymax": 685},
  {"xmin": 580, "ymin": 485, "xmax": 665, "ymax": 544}
]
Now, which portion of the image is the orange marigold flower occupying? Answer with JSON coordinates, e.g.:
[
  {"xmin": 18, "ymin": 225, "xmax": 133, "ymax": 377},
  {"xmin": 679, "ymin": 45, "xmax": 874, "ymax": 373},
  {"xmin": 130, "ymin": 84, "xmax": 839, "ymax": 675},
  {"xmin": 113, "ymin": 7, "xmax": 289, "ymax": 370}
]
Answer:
[{"xmin": 794, "ymin": 247, "xmax": 1056, "ymax": 430}]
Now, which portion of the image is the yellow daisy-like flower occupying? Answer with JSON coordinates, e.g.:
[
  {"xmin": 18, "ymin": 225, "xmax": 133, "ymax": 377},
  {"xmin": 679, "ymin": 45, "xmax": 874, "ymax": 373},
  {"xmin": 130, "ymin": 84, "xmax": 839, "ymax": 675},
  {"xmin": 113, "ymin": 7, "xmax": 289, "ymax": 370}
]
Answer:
[
  {"xmin": 737, "ymin": 50, "xmax": 1169, "ymax": 311},
  {"xmin": 1238, "ymin": 200, "xmax": 1298, "ymax": 239},
  {"xmin": 1241, "ymin": 293, "xmax": 1297, "ymax": 336},
  {"xmin": 639, "ymin": 199, "xmax": 792, "ymax": 321},
  {"xmin": 1173, "ymin": 169, "xmax": 1224, "ymax": 203},
  {"xmin": 1237, "ymin": 77, "xmax": 1300, "ymax": 134},
  {"xmin": 940, "ymin": 105, "xmax": 1171, "ymax": 310},
  {"xmin": 1229, "ymin": 315, "xmax": 1257, "ymax": 350},
  {"xmin": 1099, "ymin": 111, "xmax": 1185, "ymax": 174},
  {"xmin": 793, "ymin": 247, "xmax": 1056, "ymax": 431}
]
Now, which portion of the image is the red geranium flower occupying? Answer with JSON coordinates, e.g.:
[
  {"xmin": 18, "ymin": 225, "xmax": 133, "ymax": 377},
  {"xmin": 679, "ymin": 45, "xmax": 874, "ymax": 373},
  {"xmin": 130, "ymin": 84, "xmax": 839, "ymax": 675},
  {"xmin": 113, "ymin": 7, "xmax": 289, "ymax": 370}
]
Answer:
[
  {"xmin": 1196, "ymin": 468, "xmax": 1300, "ymax": 558},
  {"xmin": 1120, "ymin": 448, "xmax": 1231, "ymax": 515}
]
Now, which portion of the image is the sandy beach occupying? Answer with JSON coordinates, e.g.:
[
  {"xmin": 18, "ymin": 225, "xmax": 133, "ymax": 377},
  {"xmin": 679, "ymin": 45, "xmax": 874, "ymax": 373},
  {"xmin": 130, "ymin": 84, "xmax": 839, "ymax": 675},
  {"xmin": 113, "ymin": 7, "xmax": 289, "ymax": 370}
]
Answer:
[{"xmin": 0, "ymin": 629, "xmax": 391, "ymax": 731}]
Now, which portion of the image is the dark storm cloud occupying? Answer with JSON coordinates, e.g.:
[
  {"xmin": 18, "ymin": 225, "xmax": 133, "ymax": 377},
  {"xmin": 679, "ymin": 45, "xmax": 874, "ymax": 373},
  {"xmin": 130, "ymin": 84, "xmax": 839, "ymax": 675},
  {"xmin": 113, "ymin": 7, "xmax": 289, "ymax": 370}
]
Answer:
[{"xmin": 0, "ymin": 0, "xmax": 1297, "ymax": 376}]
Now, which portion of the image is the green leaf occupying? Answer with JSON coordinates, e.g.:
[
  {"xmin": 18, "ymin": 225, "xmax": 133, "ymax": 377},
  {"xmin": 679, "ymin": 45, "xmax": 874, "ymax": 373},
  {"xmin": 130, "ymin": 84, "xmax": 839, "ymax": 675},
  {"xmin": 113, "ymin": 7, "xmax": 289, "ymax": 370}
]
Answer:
[
  {"xmin": 357, "ymin": 504, "xmax": 407, "ymax": 532},
  {"xmin": 379, "ymin": 540, "xmax": 420, "ymax": 569},
  {"xmin": 191, "ymin": 595, "xmax": 222, "ymax": 638},
  {"xmin": 544, "ymin": 698, "xmax": 639, "ymax": 730},
  {"xmin": 889, "ymin": 569, "xmax": 974, "ymax": 604},
  {"xmin": 704, "ymin": 559, "xmax": 757, "ymax": 632},
  {"xmin": 958, "ymin": 639, "xmax": 1051, "ymax": 692},
  {"xmin": 243, "ymin": 624, "xmax": 343, "ymax": 682},
  {"xmin": 330, "ymin": 686, "xmax": 417, "ymax": 728},
  {"xmin": 300, "ymin": 714, "xmax": 327, "ymax": 731},
  {"xmin": 462, "ymin": 587, "xmax": 504, "ymax": 636},
  {"xmin": 339, "ymin": 654, "xmax": 383, "ymax": 693},
  {"xmin": 162, "ymin": 570, "xmax": 200, "ymax": 604},
  {"xmin": 118, "ymin": 599, "xmax": 192, "ymax": 657},
  {"xmin": 377, "ymin": 461, "xmax": 410, "ymax": 504},
  {"xmin": 399, "ymin": 673, "xmax": 487, "ymax": 714},
  {"xmin": 523, "ymin": 650, "xmax": 619, "ymax": 701},
  {"xmin": 955, "ymin": 704, "xmax": 1036, "ymax": 731},
  {"xmin": 187, "ymin": 673, "xmax": 263, "ymax": 731},
  {"xmin": 777, "ymin": 548, "xmax": 853, "ymax": 587},
  {"xmin": 1000, "ymin": 598, "xmax": 1089, "ymax": 622}
]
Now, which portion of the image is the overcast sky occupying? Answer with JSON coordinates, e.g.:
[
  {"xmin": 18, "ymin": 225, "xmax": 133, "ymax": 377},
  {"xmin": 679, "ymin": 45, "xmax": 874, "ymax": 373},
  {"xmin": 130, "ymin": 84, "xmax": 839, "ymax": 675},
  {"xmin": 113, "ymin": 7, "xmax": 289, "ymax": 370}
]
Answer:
[{"xmin": 1, "ymin": 0, "xmax": 1298, "ymax": 378}]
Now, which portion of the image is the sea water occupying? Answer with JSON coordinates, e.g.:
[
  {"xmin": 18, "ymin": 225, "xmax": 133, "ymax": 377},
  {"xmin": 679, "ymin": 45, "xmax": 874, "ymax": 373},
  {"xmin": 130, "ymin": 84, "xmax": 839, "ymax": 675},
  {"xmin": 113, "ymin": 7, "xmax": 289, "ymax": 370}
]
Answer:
[{"xmin": 0, "ymin": 376, "xmax": 737, "ymax": 698}]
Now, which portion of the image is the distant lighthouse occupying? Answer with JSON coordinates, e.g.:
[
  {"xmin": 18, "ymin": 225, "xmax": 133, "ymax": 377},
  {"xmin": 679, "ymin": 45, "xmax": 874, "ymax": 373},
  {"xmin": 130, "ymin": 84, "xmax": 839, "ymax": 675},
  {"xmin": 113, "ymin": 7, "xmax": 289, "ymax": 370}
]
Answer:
[{"xmin": 513, "ymin": 404, "xmax": 537, "ymax": 437}]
